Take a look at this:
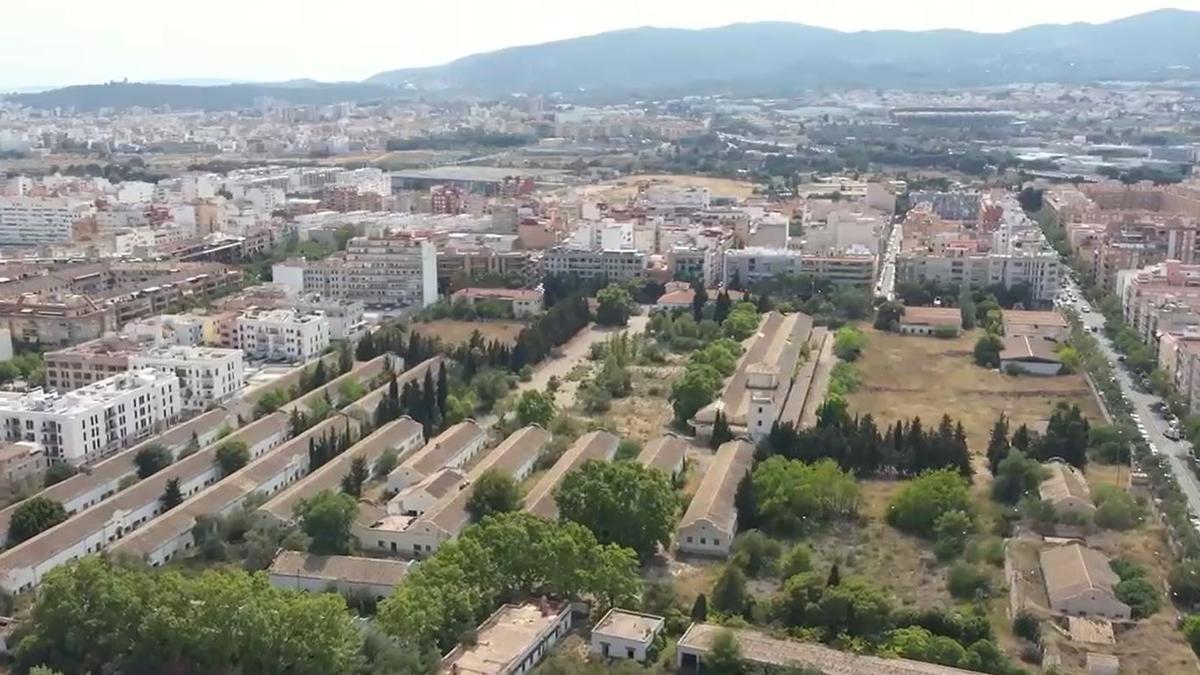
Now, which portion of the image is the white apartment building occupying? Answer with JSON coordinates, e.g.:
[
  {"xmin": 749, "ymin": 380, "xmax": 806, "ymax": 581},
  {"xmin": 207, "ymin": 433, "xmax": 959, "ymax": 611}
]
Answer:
[
  {"xmin": 0, "ymin": 197, "xmax": 94, "ymax": 246},
  {"xmin": 723, "ymin": 247, "xmax": 804, "ymax": 284},
  {"xmin": 544, "ymin": 247, "xmax": 646, "ymax": 282},
  {"xmin": 129, "ymin": 346, "xmax": 245, "ymax": 412},
  {"xmin": 236, "ymin": 309, "xmax": 330, "ymax": 363},
  {"xmin": 0, "ymin": 369, "xmax": 181, "ymax": 465},
  {"xmin": 274, "ymin": 236, "xmax": 438, "ymax": 309},
  {"xmin": 292, "ymin": 295, "xmax": 367, "ymax": 340}
]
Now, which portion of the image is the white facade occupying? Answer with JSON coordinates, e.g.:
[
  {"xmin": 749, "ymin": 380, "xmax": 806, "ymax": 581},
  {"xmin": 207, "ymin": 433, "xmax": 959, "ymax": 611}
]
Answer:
[
  {"xmin": 129, "ymin": 346, "xmax": 245, "ymax": 411},
  {"xmin": 236, "ymin": 309, "xmax": 330, "ymax": 362},
  {"xmin": 292, "ymin": 237, "xmax": 439, "ymax": 308},
  {"xmin": 0, "ymin": 369, "xmax": 181, "ymax": 465},
  {"xmin": 293, "ymin": 296, "xmax": 367, "ymax": 340},
  {"xmin": 0, "ymin": 197, "xmax": 94, "ymax": 245},
  {"xmin": 544, "ymin": 247, "xmax": 646, "ymax": 282},
  {"xmin": 591, "ymin": 609, "xmax": 665, "ymax": 663}
]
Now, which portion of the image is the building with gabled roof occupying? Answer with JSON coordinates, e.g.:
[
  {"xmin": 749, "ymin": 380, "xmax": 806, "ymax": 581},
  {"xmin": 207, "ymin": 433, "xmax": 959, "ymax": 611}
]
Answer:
[
  {"xmin": 268, "ymin": 550, "xmax": 410, "ymax": 600},
  {"xmin": 1039, "ymin": 460, "xmax": 1095, "ymax": 518},
  {"xmin": 386, "ymin": 420, "xmax": 486, "ymax": 493},
  {"xmin": 358, "ymin": 425, "xmax": 549, "ymax": 558},
  {"xmin": 523, "ymin": 430, "xmax": 619, "ymax": 520},
  {"xmin": 1040, "ymin": 543, "xmax": 1130, "ymax": 620},
  {"xmin": 676, "ymin": 439, "xmax": 754, "ymax": 557},
  {"xmin": 637, "ymin": 434, "xmax": 688, "ymax": 481}
]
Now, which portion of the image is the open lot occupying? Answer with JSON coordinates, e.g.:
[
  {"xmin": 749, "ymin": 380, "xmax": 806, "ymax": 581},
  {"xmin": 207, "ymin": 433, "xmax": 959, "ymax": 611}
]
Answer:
[
  {"xmin": 411, "ymin": 319, "xmax": 525, "ymax": 347},
  {"xmin": 808, "ymin": 480, "xmax": 960, "ymax": 609},
  {"xmin": 581, "ymin": 173, "xmax": 761, "ymax": 201},
  {"xmin": 844, "ymin": 327, "xmax": 1105, "ymax": 459}
]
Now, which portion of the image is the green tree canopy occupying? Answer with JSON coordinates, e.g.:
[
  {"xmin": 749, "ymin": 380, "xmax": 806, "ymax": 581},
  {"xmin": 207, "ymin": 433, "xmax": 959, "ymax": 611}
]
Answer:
[
  {"xmin": 749, "ymin": 457, "xmax": 860, "ymax": 536},
  {"xmin": 8, "ymin": 497, "xmax": 67, "ymax": 546},
  {"xmin": 516, "ymin": 390, "xmax": 556, "ymax": 428},
  {"xmin": 133, "ymin": 444, "xmax": 172, "ymax": 479},
  {"xmin": 555, "ymin": 460, "xmax": 676, "ymax": 561},
  {"xmin": 215, "ymin": 440, "xmax": 249, "ymax": 477},
  {"xmin": 296, "ymin": 490, "xmax": 358, "ymax": 555},
  {"xmin": 13, "ymin": 557, "xmax": 359, "ymax": 675},
  {"xmin": 466, "ymin": 469, "xmax": 523, "ymax": 523},
  {"xmin": 886, "ymin": 469, "xmax": 972, "ymax": 537},
  {"xmin": 596, "ymin": 284, "xmax": 635, "ymax": 327}
]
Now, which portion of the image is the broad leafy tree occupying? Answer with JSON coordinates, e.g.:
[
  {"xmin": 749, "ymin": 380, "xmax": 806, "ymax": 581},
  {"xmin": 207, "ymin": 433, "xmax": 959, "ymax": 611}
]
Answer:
[
  {"xmin": 466, "ymin": 469, "xmax": 522, "ymax": 522},
  {"xmin": 8, "ymin": 497, "xmax": 67, "ymax": 545},
  {"xmin": 555, "ymin": 460, "xmax": 676, "ymax": 561}
]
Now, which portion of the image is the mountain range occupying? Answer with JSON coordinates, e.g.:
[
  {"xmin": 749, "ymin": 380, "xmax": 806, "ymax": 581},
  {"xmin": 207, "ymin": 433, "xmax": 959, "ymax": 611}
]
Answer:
[{"xmin": 6, "ymin": 9, "xmax": 1200, "ymax": 110}]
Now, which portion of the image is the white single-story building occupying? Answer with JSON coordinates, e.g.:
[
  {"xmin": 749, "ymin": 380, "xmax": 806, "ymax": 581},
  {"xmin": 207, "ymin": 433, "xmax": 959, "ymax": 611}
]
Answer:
[
  {"xmin": 268, "ymin": 550, "xmax": 410, "ymax": 601},
  {"xmin": 591, "ymin": 609, "xmax": 664, "ymax": 662}
]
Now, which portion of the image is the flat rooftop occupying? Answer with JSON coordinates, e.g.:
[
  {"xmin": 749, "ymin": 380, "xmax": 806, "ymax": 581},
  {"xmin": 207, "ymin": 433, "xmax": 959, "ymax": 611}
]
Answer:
[
  {"xmin": 593, "ymin": 609, "xmax": 664, "ymax": 643},
  {"xmin": 438, "ymin": 602, "xmax": 568, "ymax": 675}
]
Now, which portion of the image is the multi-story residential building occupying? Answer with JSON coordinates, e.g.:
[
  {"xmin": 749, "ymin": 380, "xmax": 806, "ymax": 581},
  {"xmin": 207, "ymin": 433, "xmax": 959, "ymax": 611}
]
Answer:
[
  {"xmin": 273, "ymin": 235, "xmax": 438, "ymax": 309},
  {"xmin": 910, "ymin": 191, "xmax": 981, "ymax": 222},
  {"xmin": 437, "ymin": 247, "xmax": 534, "ymax": 289},
  {"xmin": 544, "ymin": 247, "xmax": 646, "ymax": 282},
  {"xmin": 129, "ymin": 346, "xmax": 245, "ymax": 411},
  {"xmin": 896, "ymin": 195, "xmax": 1060, "ymax": 304},
  {"xmin": 0, "ymin": 197, "xmax": 94, "ymax": 245},
  {"xmin": 44, "ymin": 336, "xmax": 141, "ymax": 393},
  {"xmin": 0, "ymin": 369, "xmax": 181, "ymax": 465},
  {"xmin": 722, "ymin": 248, "xmax": 876, "ymax": 288},
  {"xmin": 292, "ymin": 295, "xmax": 366, "ymax": 341},
  {"xmin": 0, "ymin": 441, "xmax": 47, "ymax": 490},
  {"xmin": 236, "ymin": 309, "xmax": 330, "ymax": 363},
  {"xmin": 0, "ymin": 262, "xmax": 242, "ymax": 346}
]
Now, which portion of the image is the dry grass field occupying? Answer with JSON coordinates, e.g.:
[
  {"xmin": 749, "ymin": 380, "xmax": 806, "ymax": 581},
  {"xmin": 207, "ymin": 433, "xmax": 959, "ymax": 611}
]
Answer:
[
  {"xmin": 411, "ymin": 320, "xmax": 525, "ymax": 347},
  {"xmin": 582, "ymin": 174, "xmax": 761, "ymax": 201},
  {"xmin": 844, "ymin": 327, "xmax": 1105, "ymax": 458},
  {"xmin": 807, "ymin": 480, "xmax": 960, "ymax": 609}
]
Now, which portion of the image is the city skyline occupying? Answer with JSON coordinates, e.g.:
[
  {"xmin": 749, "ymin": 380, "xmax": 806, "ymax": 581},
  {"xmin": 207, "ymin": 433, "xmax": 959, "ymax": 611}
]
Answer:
[{"xmin": 1, "ymin": 0, "xmax": 1197, "ymax": 90}]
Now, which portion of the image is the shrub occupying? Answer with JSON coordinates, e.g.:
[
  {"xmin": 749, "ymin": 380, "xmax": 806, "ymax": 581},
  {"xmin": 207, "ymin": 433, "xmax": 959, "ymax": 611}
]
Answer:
[
  {"xmin": 887, "ymin": 469, "xmax": 972, "ymax": 537},
  {"xmin": 932, "ymin": 510, "xmax": 973, "ymax": 562},
  {"xmin": 730, "ymin": 531, "xmax": 782, "ymax": 578},
  {"xmin": 779, "ymin": 544, "xmax": 813, "ymax": 579},
  {"xmin": 1115, "ymin": 577, "xmax": 1161, "ymax": 618},
  {"xmin": 1092, "ymin": 484, "xmax": 1144, "ymax": 530},
  {"xmin": 833, "ymin": 326, "xmax": 867, "ymax": 362},
  {"xmin": 1012, "ymin": 610, "xmax": 1040, "ymax": 644},
  {"xmin": 947, "ymin": 563, "xmax": 991, "ymax": 600}
]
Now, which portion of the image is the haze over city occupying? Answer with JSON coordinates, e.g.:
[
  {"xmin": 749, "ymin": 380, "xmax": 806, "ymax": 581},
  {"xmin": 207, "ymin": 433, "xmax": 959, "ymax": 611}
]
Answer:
[
  {"xmin": 1, "ymin": 0, "xmax": 1198, "ymax": 88},
  {"xmin": 5, "ymin": 3, "xmax": 1200, "ymax": 675}
]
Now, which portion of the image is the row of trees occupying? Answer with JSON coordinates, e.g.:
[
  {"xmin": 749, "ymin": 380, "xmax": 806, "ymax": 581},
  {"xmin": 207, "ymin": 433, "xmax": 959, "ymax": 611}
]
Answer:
[
  {"xmin": 14, "ymin": 558, "xmax": 363, "ymax": 675},
  {"xmin": 760, "ymin": 399, "xmax": 973, "ymax": 478},
  {"xmin": 985, "ymin": 404, "xmax": 1091, "ymax": 473}
]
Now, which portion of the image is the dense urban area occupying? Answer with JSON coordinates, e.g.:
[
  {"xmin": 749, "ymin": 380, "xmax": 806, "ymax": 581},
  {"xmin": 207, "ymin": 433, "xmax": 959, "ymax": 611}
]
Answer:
[{"xmin": 5, "ymin": 11, "xmax": 1200, "ymax": 675}]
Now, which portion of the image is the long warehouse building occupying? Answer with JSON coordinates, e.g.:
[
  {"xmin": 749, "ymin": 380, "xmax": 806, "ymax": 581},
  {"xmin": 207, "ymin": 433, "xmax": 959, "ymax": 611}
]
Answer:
[{"xmin": 110, "ymin": 413, "xmax": 362, "ymax": 566}]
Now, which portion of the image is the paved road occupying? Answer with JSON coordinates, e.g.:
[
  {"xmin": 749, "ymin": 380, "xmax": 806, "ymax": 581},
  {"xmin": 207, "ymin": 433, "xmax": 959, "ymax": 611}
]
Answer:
[
  {"xmin": 877, "ymin": 220, "xmax": 902, "ymax": 300},
  {"xmin": 1065, "ymin": 281, "xmax": 1200, "ymax": 517}
]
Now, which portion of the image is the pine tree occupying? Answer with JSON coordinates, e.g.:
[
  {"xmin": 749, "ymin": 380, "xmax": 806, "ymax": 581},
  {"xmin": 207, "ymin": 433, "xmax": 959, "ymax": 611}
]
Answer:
[
  {"xmin": 826, "ymin": 563, "xmax": 841, "ymax": 587},
  {"xmin": 691, "ymin": 593, "xmax": 708, "ymax": 622},
  {"xmin": 987, "ymin": 414, "xmax": 1011, "ymax": 475},
  {"xmin": 691, "ymin": 280, "xmax": 708, "ymax": 323},
  {"xmin": 714, "ymin": 291, "xmax": 732, "ymax": 324},
  {"xmin": 340, "ymin": 457, "xmax": 370, "ymax": 497},
  {"xmin": 1012, "ymin": 424, "xmax": 1032, "ymax": 453},
  {"xmin": 161, "ymin": 478, "xmax": 183, "ymax": 510},
  {"xmin": 436, "ymin": 362, "xmax": 449, "ymax": 420},
  {"xmin": 710, "ymin": 411, "xmax": 733, "ymax": 449},
  {"xmin": 422, "ymin": 370, "xmax": 437, "ymax": 427}
]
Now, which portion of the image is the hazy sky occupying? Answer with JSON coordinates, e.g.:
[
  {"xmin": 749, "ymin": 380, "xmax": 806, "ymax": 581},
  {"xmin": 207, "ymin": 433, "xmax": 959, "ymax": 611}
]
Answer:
[{"xmin": 2, "ymin": 0, "xmax": 1198, "ymax": 89}]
